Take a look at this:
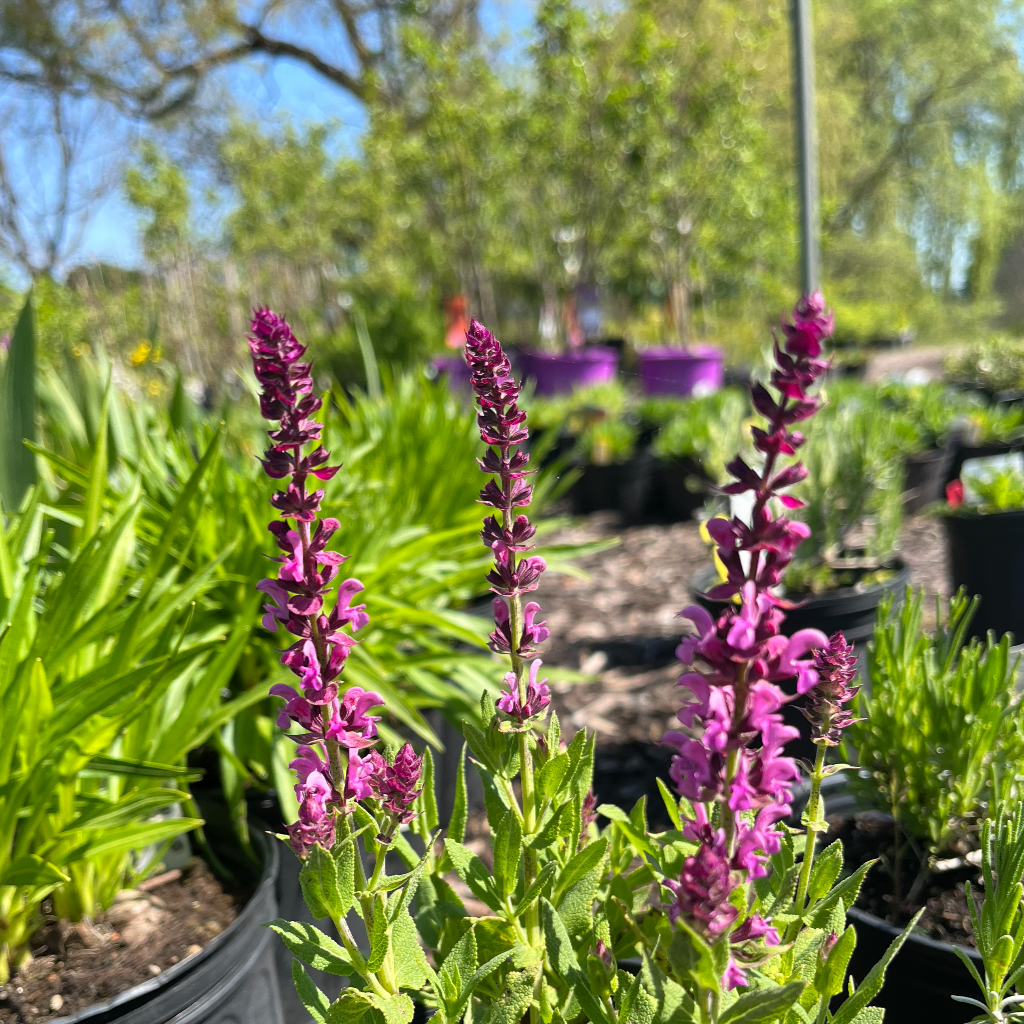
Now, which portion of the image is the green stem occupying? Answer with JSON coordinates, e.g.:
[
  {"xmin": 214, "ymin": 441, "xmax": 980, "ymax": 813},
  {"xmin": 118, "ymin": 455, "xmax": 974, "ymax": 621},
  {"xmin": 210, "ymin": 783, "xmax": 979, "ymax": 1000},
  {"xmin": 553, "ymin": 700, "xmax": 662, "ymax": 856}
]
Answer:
[
  {"xmin": 789, "ymin": 742, "xmax": 827, "ymax": 939},
  {"xmin": 368, "ymin": 845, "xmax": 387, "ymax": 891}
]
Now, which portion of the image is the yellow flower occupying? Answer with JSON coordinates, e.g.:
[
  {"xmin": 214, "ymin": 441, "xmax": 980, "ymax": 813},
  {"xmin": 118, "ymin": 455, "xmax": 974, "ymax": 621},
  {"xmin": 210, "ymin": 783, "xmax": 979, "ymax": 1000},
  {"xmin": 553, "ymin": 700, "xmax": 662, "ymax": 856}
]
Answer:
[
  {"xmin": 131, "ymin": 340, "xmax": 152, "ymax": 366},
  {"xmin": 146, "ymin": 379, "xmax": 163, "ymax": 398}
]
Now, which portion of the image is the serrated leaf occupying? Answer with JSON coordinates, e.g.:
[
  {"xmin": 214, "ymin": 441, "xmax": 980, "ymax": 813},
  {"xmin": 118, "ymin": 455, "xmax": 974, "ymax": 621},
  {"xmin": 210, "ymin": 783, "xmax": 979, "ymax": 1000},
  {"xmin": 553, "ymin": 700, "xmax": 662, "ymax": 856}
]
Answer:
[
  {"xmin": 444, "ymin": 838, "xmax": 501, "ymax": 911},
  {"xmin": 440, "ymin": 926, "xmax": 478, "ymax": 1018},
  {"xmin": 807, "ymin": 840, "xmax": 844, "ymax": 903},
  {"xmin": 291, "ymin": 959, "xmax": 332, "ymax": 1024},
  {"xmin": 448, "ymin": 742, "xmax": 469, "ymax": 846},
  {"xmin": 393, "ymin": 906, "xmax": 429, "ymax": 990},
  {"xmin": 489, "ymin": 968, "xmax": 536, "ymax": 1024},
  {"xmin": 667, "ymin": 923, "xmax": 720, "ymax": 998},
  {"xmin": 327, "ymin": 990, "xmax": 376, "ymax": 1024},
  {"xmin": 540, "ymin": 897, "xmax": 613, "ymax": 1024},
  {"xmin": 267, "ymin": 920, "xmax": 355, "ymax": 976},
  {"xmin": 493, "ymin": 806, "xmax": 522, "ymax": 898},
  {"xmin": 656, "ymin": 778, "xmax": 683, "ymax": 832},
  {"xmin": 552, "ymin": 836, "xmax": 607, "ymax": 905},
  {"xmin": 830, "ymin": 910, "xmax": 923, "ymax": 1024},
  {"xmin": 718, "ymin": 981, "xmax": 806, "ymax": 1024},
  {"xmin": 517, "ymin": 860, "xmax": 557, "ymax": 913},
  {"xmin": 537, "ymin": 752, "xmax": 569, "ymax": 803},
  {"xmin": 529, "ymin": 802, "xmax": 572, "ymax": 849},
  {"xmin": 809, "ymin": 860, "xmax": 874, "ymax": 926},
  {"xmin": 816, "ymin": 925, "xmax": 857, "ymax": 998},
  {"xmin": 421, "ymin": 746, "xmax": 439, "ymax": 833},
  {"xmin": 299, "ymin": 844, "xmax": 343, "ymax": 920},
  {"xmin": 367, "ymin": 892, "xmax": 389, "ymax": 971}
]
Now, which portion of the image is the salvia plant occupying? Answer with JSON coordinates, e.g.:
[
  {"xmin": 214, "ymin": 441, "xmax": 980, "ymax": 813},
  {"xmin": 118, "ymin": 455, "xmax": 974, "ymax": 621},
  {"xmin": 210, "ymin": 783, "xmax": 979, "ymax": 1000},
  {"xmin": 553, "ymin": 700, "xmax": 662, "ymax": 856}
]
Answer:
[{"xmin": 258, "ymin": 298, "xmax": 917, "ymax": 1024}]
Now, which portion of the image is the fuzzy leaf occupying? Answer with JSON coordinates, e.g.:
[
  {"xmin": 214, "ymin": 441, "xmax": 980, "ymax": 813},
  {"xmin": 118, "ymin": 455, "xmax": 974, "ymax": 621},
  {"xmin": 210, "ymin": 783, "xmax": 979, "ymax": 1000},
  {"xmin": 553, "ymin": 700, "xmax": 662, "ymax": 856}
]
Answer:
[
  {"xmin": 299, "ymin": 844, "xmax": 344, "ymax": 921},
  {"xmin": 267, "ymin": 920, "xmax": 354, "ymax": 976},
  {"xmin": 718, "ymin": 982, "xmax": 806, "ymax": 1024},
  {"xmin": 831, "ymin": 910, "xmax": 923, "ymax": 1024},
  {"xmin": 815, "ymin": 925, "xmax": 857, "ymax": 998},
  {"xmin": 291, "ymin": 959, "xmax": 332, "ymax": 1024},
  {"xmin": 444, "ymin": 838, "xmax": 501, "ymax": 911},
  {"xmin": 807, "ymin": 840, "xmax": 844, "ymax": 903},
  {"xmin": 493, "ymin": 806, "xmax": 523, "ymax": 899}
]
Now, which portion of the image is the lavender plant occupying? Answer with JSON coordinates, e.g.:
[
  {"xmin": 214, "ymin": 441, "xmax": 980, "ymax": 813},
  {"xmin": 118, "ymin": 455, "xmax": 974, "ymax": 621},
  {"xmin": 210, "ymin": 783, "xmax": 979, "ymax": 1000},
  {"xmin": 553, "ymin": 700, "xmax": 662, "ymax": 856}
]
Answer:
[{"xmin": 257, "ymin": 300, "xmax": 917, "ymax": 1024}]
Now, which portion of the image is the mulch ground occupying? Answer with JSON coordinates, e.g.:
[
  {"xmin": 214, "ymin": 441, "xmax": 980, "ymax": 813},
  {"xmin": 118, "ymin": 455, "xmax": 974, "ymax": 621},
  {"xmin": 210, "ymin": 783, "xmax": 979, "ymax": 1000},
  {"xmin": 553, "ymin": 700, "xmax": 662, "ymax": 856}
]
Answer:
[
  {"xmin": 535, "ymin": 512, "xmax": 950, "ymax": 746},
  {"xmin": 0, "ymin": 860, "xmax": 240, "ymax": 1024}
]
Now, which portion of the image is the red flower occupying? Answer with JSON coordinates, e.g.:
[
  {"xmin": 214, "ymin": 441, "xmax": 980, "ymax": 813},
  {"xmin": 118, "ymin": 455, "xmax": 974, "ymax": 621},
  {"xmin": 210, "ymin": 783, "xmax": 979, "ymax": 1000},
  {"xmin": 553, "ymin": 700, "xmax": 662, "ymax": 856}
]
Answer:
[{"xmin": 946, "ymin": 479, "xmax": 964, "ymax": 507}]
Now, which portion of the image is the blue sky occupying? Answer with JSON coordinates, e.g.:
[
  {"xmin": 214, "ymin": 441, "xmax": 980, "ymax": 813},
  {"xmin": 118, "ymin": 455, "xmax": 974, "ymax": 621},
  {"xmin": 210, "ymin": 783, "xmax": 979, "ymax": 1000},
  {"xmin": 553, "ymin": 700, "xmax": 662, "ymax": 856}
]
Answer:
[{"xmin": 78, "ymin": 0, "xmax": 535, "ymax": 270}]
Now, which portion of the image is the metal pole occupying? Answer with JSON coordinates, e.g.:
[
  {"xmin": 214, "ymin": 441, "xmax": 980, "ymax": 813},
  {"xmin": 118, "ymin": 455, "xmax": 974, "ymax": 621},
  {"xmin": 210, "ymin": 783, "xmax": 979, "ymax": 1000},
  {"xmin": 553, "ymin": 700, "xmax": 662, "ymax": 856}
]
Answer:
[{"xmin": 792, "ymin": 0, "xmax": 820, "ymax": 294}]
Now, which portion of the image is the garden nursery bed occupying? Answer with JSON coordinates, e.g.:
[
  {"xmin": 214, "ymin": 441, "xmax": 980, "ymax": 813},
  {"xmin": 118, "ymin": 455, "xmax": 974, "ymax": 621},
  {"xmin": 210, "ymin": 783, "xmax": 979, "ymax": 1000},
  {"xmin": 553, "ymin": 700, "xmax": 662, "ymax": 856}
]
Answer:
[{"xmin": 0, "ymin": 861, "xmax": 242, "ymax": 1024}]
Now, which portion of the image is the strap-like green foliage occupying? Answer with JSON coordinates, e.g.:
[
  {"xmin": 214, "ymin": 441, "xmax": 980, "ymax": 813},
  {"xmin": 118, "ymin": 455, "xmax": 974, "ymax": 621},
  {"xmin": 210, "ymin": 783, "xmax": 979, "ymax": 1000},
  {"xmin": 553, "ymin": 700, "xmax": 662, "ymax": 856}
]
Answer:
[{"xmin": 0, "ymin": 430, "xmax": 259, "ymax": 979}]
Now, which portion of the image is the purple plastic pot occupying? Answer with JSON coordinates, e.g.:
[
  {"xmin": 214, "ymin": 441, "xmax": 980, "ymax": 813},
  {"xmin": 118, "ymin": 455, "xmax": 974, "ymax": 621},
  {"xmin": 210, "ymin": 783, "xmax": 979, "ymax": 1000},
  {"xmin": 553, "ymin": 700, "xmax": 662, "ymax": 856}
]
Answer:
[
  {"xmin": 636, "ymin": 346, "xmax": 724, "ymax": 397},
  {"xmin": 517, "ymin": 347, "xmax": 619, "ymax": 396},
  {"xmin": 431, "ymin": 355, "xmax": 472, "ymax": 390}
]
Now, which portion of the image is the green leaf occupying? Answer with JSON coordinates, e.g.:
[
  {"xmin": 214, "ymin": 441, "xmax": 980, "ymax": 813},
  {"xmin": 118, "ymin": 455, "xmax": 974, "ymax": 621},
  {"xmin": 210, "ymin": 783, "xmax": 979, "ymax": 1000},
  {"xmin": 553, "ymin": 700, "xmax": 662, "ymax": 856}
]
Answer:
[
  {"xmin": 831, "ymin": 910, "xmax": 923, "ymax": 1024},
  {"xmin": 666, "ymin": 923, "xmax": 720, "ymax": 998},
  {"xmin": 0, "ymin": 854, "xmax": 70, "ymax": 887},
  {"xmin": 367, "ymin": 893, "xmax": 389, "ymax": 971},
  {"xmin": 82, "ymin": 380, "xmax": 110, "ymax": 542},
  {"xmin": 487, "ymin": 968, "xmax": 536, "ymax": 1024},
  {"xmin": 76, "ymin": 818, "xmax": 202, "ymax": 859},
  {"xmin": 291, "ymin": 959, "xmax": 332, "ymax": 1024},
  {"xmin": 1, "ymin": 293, "xmax": 37, "ymax": 512},
  {"xmin": 440, "ymin": 926, "xmax": 478, "ymax": 1018},
  {"xmin": 327, "ymin": 989, "xmax": 376, "ymax": 1024},
  {"xmin": 816, "ymin": 925, "xmax": 857, "ymax": 998},
  {"xmin": 299, "ymin": 844, "xmax": 344, "ymax": 921},
  {"xmin": 516, "ymin": 860, "xmax": 557, "ymax": 913},
  {"xmin": 448, "ymin": 742, "xmax": 469, "ymax": 845},
  {"xmin": 493, "ymin": 806, "xmax": 522, "ymax": 899},
  {"xmin": 552, "ymin": 836, "xmax": 607, "ymax": 905},
  {"xmin": 444, "ymin": 838, "xmax": 501, "ymax": 911},
  {"xmin": 392, "ymin": 905, "xmax": 429, "ymax": 990},
  {"xmin": 657, "ymin": 778, "xmax": 683, "ymax": 832},
  {"xmin": 809, "ymin": 860, "xmax": 875, "ymax": 925},
  {"xmin": 528, "ymin": 801, "xmax": 573, "ymax": 849},
  {"xmin": 807, "ymin": 840, "xmax": 844, "ymax": 903},
  {"xmin": 266, "ymin": 920, "xmax": 354, "ymax": 976},
  {"xmin": 536, "ymin": 751, "xmax": 569, "ymax": 802},
  {"xmin": 421, "ymin": 746, "xmax": 439, "ymax": 833},
  {"xmin": 82, "ymin": 755, "xmax": 203, "ymax": 781},
  {"xmin": 540, "ymin": 897, "xmax": 614, "ymax": 1024},
  {"xmin": 718, "ymin": 982, "xmax": 806, "ymax": 1024}
]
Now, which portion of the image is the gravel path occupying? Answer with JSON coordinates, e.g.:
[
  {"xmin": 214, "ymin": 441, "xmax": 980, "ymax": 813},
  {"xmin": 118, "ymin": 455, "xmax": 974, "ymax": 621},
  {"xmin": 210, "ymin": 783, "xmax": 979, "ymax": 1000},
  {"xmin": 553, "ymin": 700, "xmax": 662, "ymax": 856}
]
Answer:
[{"xmin": 534, "ymin": 512, "xmax": 950, "ymax": 744}]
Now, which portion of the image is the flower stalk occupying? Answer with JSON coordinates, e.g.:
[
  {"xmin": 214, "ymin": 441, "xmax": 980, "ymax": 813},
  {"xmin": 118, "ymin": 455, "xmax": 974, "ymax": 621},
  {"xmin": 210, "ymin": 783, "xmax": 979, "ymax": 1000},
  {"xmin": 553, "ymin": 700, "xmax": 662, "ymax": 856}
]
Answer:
[{"xmin": 664, "ymin": 293, "xmax": 863, "ymax": 1002}]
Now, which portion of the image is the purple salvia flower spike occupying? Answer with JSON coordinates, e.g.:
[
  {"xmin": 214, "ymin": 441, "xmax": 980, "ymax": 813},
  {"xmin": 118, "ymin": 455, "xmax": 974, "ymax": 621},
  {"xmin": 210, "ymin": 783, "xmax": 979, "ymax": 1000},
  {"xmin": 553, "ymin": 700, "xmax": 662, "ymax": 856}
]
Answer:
[
  {"xmin": 662, "ymin": 294, "xmax": 837, "ymax": 989},
  {"xmin": 248, "ymin": 307, "xmax": 380, "ymax": 858}
]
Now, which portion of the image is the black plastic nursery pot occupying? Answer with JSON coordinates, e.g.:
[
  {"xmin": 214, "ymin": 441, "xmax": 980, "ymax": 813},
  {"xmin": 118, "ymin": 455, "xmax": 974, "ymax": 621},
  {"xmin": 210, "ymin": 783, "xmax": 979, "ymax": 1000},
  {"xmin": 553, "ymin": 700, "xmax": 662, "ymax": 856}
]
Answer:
[
  {"xmin": 56, "ymin": 827, "xmax": 284, "ymax": 1024},
  {"xmin": 652, "ymin": 458, "xmax": 708, "ymax": 522},
  {"xmin": 944, "ymin": 509, "xmax": 1024, "ymax": 643},
  {"xmin": 903, "ymin": 446, "xmax": 953, "ymax": 514},
  {"xmin": 569, "ymin": 456, "xmax": 653, "ymax": 524}
]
